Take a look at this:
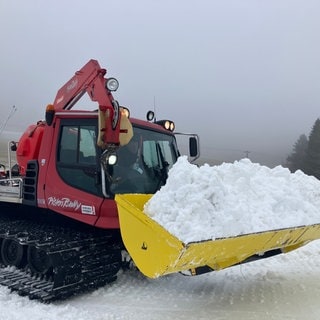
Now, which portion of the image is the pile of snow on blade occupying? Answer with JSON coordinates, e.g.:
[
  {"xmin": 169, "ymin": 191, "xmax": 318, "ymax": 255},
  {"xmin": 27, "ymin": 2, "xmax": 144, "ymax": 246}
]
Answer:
[{"xmin": 144, "ymin": 156, "xmax": 320, "ymax": 242}]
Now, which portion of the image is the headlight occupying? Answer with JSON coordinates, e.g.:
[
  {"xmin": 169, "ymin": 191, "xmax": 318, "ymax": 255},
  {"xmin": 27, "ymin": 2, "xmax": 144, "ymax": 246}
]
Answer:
[
  {"xmin": 108, "ymin": 154, "xmax": 118, "ymax": 165},
  {"xmin": 106, "ymin": 78, "xmax": 119, "ymax": 91}
]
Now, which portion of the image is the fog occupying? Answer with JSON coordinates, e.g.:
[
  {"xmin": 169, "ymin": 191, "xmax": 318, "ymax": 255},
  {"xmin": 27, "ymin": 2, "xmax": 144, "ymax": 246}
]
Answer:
[{"xmin": 1, "ymin": 0, "xmax": 319, "ymax": 167}]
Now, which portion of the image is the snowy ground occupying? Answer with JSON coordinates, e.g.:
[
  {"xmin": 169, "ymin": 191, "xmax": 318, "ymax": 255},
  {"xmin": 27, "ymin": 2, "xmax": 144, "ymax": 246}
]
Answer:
[
  {"xmin": 1, "ymin": 156, "xmax": 320, "ymax": 319},
  {"xmin": 0, "ymin": 241, "xmax": 319, "ymax": 320}
]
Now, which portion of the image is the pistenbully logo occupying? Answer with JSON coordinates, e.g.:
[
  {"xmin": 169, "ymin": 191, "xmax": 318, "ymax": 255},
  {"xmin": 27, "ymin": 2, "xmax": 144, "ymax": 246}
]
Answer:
[
  {"xmin": 66, "ymin": 79, "xmax": 78, "ymax": 92},
  {"xmin": 48, "ymin": 196, "xmax": 81, "ymax": 211}
]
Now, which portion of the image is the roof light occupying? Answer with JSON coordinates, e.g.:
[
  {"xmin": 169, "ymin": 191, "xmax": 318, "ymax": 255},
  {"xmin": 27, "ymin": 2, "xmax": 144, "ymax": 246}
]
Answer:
[
  {"xmin": 164, "ymin": 121, "xmax": 170, "ymax": 130},
  {"xmin": 169, "ymin": 122, "xmax": 175, "ymax": 131},
  {"xmin": 106, "ymin": 78, "xmax": 119, "ymax": 91},
  {"xmin": 155, "ymin": 120, "xmax": 175, "ymax": 132}
]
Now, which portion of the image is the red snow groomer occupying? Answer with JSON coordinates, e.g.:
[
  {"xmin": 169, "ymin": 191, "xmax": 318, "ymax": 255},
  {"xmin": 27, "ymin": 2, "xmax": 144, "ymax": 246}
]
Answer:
[{"xmin": 0, "ymin": 59, "xmax": 319, "ymax": 302}]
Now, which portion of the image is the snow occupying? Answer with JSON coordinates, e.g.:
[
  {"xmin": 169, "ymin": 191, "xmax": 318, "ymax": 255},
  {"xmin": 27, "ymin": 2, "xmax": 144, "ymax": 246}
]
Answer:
[
  {"xmin": 1, "ymin": 158, "xmax": 320, "ymax": 319},
  {"xmin": 145, "ymin": 157, "xmax": 320, "ymax": 242},
  {"xmin": 0, "ymin": 242, "xmax": 320, "ymax": 319}
]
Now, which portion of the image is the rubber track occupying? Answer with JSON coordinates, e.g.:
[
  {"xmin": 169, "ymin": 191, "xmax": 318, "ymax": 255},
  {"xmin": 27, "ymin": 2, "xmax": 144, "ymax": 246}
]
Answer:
[{"xmin": 0, "ymin": 215, "xmax": 122, "ymax": 302}]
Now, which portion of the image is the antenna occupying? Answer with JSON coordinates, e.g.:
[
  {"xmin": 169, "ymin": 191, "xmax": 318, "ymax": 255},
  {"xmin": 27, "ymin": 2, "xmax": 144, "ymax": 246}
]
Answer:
[
  {"xmin": 0, "ymin": 105, "xmax": 17, "ymax": 137},
  {"xmin": 153, "ymin": 96, "xmax": 157, "ymax": 121}
]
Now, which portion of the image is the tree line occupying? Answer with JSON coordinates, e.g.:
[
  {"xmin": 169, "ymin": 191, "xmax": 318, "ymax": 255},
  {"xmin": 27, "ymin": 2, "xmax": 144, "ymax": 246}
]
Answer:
[{"xmin": 287, "ymin": 118, "xmax": 320, "ymax": 178}]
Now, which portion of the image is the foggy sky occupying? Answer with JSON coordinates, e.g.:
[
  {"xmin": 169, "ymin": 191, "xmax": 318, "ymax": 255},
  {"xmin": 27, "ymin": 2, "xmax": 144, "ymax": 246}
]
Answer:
[{"xmin": 0, "ymin": 0, "xmax": 320, "ymax": 167}]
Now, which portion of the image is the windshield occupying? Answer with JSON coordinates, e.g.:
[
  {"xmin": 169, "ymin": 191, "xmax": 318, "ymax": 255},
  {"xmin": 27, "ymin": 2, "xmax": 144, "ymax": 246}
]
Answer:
[{"xmin": 109, "ymin": 126, "xmax": 179, "ymax": 194}]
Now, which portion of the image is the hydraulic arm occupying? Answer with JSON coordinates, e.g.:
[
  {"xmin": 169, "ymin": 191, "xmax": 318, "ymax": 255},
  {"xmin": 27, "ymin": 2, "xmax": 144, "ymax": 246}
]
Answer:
[{"xmin": 50, "ymin": 59, "xmax": 125, "ymax": 149}]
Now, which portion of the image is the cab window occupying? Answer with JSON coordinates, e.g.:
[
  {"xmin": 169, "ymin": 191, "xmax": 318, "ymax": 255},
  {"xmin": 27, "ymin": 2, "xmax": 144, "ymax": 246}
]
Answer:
[{"xmin": 57, "ymin": 123, "xmax": 101, "ymax": 195}]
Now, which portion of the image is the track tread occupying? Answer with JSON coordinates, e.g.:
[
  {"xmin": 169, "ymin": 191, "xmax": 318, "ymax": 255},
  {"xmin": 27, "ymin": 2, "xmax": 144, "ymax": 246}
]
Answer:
[{"xmin": 0, "ymin": 214, "xmax": 122, "ymax": 302}]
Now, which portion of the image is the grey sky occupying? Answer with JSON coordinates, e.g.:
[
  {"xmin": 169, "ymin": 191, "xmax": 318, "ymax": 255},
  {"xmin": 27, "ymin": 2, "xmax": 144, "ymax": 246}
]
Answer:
[{"xmin": 0, "ymin": 0, "xmax": 319, "ymax": 166}]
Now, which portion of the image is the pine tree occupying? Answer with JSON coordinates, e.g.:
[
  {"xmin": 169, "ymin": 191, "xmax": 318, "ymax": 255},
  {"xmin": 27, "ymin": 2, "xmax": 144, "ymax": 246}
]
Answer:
[
  {"xmin": 304, "ymin": 118, "xmax": 320, "ymax": 179},
  {"xmin": 287, "ymin": 134, "xmax": 308, "ymax": 173}
]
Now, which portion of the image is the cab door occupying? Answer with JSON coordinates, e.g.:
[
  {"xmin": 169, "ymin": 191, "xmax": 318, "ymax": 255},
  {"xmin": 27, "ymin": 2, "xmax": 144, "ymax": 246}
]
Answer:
[{"xmin": 44, "ymin": 117, "xmax": 104, "ymax": 226}]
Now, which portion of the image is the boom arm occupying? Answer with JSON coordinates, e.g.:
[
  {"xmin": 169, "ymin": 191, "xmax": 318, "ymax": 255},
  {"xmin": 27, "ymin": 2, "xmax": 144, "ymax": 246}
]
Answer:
[{"xmin": 52, "ymin": 59, "xmax": 122, "ymax": 148}]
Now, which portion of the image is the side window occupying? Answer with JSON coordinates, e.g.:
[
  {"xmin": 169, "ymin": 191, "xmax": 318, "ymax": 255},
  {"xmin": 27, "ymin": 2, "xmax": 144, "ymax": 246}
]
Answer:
[
  {"xmin": 58, "ymin": 126, "xmax": 78, "ymax": 163},
  {"xmin": 57, "ymin": 125, "xmax": 101, "ymax": 195}
]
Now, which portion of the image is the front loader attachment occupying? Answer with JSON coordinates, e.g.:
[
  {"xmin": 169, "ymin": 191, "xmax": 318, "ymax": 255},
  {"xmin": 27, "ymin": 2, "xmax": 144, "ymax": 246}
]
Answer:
[{"xmin": 115, "ymin": 194, "xmax": 320, "ymax": 278}]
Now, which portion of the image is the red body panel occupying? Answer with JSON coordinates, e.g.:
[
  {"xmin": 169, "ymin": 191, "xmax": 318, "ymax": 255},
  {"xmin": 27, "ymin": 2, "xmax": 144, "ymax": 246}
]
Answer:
[
  {"xmin": 16, "ymin": 122, "xmax": 45, "ymax": 175},
  {"xmin": 36, "ymin": 114, "xmax": 119, "ymax": 229}
]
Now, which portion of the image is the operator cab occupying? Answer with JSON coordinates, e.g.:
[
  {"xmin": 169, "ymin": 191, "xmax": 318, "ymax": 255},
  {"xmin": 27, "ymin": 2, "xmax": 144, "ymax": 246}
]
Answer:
[
  {"xmin": 56, "ymin": 117, "xmax": 181, "ymax": 197},
  {"xmin": 55, "ymin": 110, "xmax": 199, "ymax": 198}
]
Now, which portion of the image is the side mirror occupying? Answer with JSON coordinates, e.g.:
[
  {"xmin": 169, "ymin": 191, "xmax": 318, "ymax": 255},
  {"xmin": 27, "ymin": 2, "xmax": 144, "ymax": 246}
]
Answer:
[
  {"xmin": 175, "ymin": 133, "xmax": 200, "ymax": 162},
  {"xmin": 189, "ymin": 137, "xmax": 199, "ymax": 158},
  {"xmin": 10, "ymin": 142, "xmax": 17, "ymax": 152}
]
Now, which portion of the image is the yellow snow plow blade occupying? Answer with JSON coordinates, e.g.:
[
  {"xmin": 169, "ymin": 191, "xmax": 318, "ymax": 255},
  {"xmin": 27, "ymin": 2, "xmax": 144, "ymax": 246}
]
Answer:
[{"xmin": 115, "ymin": 194, "xmax": 320, "ymax": 278}]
